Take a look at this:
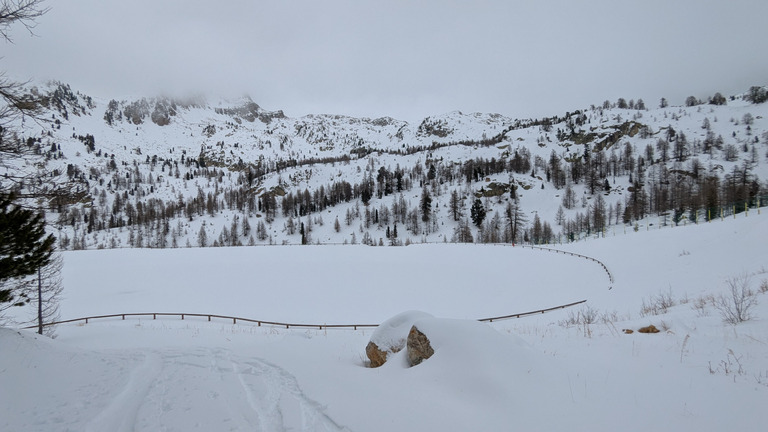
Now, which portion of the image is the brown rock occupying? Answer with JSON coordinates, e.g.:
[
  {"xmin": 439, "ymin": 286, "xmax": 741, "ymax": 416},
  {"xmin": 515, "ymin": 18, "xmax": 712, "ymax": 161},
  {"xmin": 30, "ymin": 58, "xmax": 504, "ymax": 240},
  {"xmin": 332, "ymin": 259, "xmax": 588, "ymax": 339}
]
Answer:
[
  {"xmin": 366, "ymin": 341, "xmax": 398, "ymax": 368},
  {"xmin": 407, "ymin": 325, "xmax": 435, "ymax": 366},
  {"xmin": 638, "ymin": 325, "xmax": 660, "ymax": 334},
  {"xmin": 365, "ymin": 311, "xmax": 434, "ymax": 368}
]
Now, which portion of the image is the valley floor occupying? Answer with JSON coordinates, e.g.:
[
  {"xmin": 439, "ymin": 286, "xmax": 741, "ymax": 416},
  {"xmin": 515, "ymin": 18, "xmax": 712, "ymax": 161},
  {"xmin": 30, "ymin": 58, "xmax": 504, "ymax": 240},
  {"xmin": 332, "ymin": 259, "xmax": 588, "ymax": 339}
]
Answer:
[{"xmin": 2, "ymin": 213, "xmax": 768, "ymax": 431}]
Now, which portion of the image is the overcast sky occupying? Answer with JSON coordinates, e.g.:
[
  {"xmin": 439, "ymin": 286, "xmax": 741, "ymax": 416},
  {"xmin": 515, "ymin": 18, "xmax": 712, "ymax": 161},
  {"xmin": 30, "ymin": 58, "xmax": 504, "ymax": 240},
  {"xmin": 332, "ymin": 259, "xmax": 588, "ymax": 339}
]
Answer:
[{"xmin": 3, "ymin": 0, "xmax": 768, "ymax": 123}]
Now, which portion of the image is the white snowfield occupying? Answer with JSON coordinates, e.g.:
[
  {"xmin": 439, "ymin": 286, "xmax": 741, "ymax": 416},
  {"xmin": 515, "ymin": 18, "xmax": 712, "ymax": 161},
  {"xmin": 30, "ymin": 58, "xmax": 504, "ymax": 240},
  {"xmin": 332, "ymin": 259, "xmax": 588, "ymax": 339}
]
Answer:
[{"xmin": 2, "ymin": 214, "xmax": 768, "ymax": 431}]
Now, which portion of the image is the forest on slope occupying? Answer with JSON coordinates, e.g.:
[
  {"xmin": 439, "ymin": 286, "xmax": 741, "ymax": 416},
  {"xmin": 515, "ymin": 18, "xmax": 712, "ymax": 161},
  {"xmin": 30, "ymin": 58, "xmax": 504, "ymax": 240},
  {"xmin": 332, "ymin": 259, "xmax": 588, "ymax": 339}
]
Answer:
[{"xmin": 8, "ymin": 82, "xmax": 768, "ymax": 249}]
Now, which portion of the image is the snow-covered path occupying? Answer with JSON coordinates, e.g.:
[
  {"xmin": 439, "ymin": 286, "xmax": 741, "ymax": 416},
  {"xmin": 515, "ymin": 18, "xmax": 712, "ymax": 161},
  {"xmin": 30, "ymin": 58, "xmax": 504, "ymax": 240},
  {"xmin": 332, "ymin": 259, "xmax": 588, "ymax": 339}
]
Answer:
[
  {"xmin": 91, "ymin": 348, "xmax": 346, "ymax": 432},
  {"xmin": 84, "ymin": 351, "xmax": 162, "ymax": 432},
  {"xmin": 2, "ymin": 329, "xmax": 348, "ymax": 432}
]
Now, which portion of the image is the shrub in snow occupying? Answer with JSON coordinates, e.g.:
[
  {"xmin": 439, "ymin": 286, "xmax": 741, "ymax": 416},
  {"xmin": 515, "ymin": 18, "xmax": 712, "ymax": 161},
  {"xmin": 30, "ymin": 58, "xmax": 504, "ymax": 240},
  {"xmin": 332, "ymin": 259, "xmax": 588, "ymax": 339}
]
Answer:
[
  {"xmin": 560, "ymin": 305, "xmax": 599, "ymax": 326},
  {"xmin": 640, "ymin": 289, "xmax": 676, "ymax": 317},
  {"xmin": 746, "ymin": 86, "xmax": 768, "ymax": 104},
  {"xmin": 714, "ymin": 274, "xmax": 758, "ymax": 324},
  {"xmin": 366, "ymin": 311, "xmax": 433, "ymax": 368},
  {"xmin": 691, "ymin": 295, "xmax": 712, "ymax": 317}
]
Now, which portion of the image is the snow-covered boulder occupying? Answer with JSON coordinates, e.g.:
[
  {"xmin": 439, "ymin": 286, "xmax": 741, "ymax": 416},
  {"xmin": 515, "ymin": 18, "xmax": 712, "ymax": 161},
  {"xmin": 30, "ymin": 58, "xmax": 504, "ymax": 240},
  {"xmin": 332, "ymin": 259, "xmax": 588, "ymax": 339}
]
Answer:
[
  {"xmin": 406, "ymin": 317, "xmax": 531, "ymax": 368},
  {"xmin": 366, "ymin": 311, "xmax": 433, "ymax": 367},
  {"xmin": 406, "ymin": 325, "xmax": 434, "ymax": 366}
]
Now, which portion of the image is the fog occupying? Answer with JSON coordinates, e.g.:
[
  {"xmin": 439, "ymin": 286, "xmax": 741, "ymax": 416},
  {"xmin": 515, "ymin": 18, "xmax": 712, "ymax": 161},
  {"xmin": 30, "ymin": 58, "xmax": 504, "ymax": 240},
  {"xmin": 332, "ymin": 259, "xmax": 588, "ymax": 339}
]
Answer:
[{"xmin": 3, "ymin": 0, "xmax": 768, "ymax": 122}]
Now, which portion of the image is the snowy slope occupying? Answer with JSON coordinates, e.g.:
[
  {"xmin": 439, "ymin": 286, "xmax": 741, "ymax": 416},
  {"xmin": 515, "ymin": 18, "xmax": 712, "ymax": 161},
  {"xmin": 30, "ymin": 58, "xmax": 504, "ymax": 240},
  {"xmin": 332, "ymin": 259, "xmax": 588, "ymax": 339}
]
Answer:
[
  {"xmin": 7, "ymin": 81, "xmax": 767, "ymax": 250},
  {"xmin": 2, "ymin": 213, "xmax": 768, "ymax": 431}
]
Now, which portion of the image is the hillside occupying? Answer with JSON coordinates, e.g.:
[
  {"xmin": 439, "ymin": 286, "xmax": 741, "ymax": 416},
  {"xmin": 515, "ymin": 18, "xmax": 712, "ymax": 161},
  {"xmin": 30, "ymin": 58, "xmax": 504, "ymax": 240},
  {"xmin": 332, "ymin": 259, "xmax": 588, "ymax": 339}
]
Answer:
[
  {"xmin": 7, "ymin": 82, "xmax": 768, "ymax": 250},
  {"xmin": 3, "ymin": 81, "xmax": 768, "ymax": 431}
]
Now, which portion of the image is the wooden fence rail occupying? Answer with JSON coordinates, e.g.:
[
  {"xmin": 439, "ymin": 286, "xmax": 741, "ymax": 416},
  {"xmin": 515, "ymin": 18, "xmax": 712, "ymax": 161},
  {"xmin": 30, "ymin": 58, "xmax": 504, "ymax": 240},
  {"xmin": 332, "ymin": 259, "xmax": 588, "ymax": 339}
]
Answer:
[
  {"xmin": 22, "ymin": 299, "xmax": 588, "ymax": 331},
  {"xmin": 517, "ymin": 244, "xmax": 615, "ymax": 286},
  {"xmin": 478, "ymin": 299, "xmax": 587, "ymax": 322},
  {"xmin": 21, "ymin": 243, "xmax": 605, "ymax": 332},
  {"xmin": 469, "ymin": 243, "xmax": 614, "ymax": 287}
]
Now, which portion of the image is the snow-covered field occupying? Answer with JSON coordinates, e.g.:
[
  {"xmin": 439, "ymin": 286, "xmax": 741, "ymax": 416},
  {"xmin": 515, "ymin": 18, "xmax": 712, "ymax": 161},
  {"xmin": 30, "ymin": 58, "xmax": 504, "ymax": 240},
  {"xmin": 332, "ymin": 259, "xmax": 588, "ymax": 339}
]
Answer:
[{"xmin": 2, "ymin": 213, "xmax": 768, "ymax": 431}]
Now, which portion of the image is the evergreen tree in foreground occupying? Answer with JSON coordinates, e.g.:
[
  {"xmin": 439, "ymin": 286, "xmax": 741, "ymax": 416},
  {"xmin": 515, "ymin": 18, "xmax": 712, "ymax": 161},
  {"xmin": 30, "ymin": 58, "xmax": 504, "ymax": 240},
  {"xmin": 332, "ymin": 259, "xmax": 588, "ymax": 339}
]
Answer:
[
  {"xmin": 0, "ymin": 193, "xmax": 55, "ymax": 306},
  {"xmin": 1, "ymin": 1, "xmax": 57, "ymax": 308}
]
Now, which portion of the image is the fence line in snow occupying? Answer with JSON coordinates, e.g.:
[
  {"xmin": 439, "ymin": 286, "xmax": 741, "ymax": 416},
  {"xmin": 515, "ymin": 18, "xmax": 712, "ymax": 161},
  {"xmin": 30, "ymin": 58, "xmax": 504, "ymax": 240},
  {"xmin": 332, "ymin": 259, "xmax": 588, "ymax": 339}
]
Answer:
[
  {"xmin": 24, "ymin": 241, "xmax": 609, "ymax": 332},
  {"xmin": 515, "ymin": 244, "xmax": 615, "ymax": 286},
  {"xmin": 22, "ymin": 299, "xmax": 589, "ymax": 331}
]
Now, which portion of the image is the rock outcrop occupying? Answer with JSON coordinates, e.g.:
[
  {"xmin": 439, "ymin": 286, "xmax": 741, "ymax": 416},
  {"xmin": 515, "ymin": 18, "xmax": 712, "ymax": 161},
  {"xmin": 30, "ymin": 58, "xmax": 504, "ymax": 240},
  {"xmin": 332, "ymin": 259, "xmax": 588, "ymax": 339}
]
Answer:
[
  {"xmin": 365, "ymin": 341, "xmax": 393, "ymax": 368},
  {"xmin": 406, "ymin": 325, "xmax": 434, "ymax": 366},
  {"xmin": 365, "ymin": 311, "xmax": 433, "ymax": 368}
]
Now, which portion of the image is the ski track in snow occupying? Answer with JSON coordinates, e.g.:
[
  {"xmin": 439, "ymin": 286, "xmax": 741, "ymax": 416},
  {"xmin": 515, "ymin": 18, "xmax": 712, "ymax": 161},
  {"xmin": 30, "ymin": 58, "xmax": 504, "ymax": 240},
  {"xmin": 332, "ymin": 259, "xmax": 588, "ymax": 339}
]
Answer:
[
  {"xmin": 226, "ymin": 351, "xmax": 347, "ymax": 432},
  {"xmin": 85, "ymin": 351, "xmax": 162, "ymax": 432},
  {"xmin": 86, "ymin": 347, "xmax": 346, "ymax": 432}
]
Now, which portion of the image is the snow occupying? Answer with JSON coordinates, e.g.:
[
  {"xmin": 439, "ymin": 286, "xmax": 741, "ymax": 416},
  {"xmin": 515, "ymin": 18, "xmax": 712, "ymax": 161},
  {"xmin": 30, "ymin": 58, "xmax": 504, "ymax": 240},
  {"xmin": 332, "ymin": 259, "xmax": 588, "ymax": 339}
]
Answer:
[
  {"xmin": 45, "ymin": 243, "xmax": 607, "ymax": 324},
  {"xmin": 369, "ymin": 310, "xmax": 432, "ymax": 350},
  {"xmin": 3, "ymin": 82, "xmax": 768, "ymax": 430},
  {"xmin": 3, "ymin": 213, "xmax": 768, "ymax": 431},
  {"xmin": 11, "ymin": 82, "xmax": 768, "ymax": 251}
]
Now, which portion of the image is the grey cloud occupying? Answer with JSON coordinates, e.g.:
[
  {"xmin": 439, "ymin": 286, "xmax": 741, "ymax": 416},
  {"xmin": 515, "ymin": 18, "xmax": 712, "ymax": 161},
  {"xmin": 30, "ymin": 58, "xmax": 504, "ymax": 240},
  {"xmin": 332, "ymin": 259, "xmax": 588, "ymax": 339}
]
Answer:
[{"xmin": 3, "ymin": 0, "xmax": 767, "ymax": 122}]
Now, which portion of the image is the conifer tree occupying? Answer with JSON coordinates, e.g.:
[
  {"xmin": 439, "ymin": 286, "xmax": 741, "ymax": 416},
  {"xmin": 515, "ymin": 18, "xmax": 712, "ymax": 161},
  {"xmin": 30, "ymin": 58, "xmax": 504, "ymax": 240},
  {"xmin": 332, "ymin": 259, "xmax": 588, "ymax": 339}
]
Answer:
[
  {"xmin": 0, "ymin": 193, "xmax": 55, "ymax": 306},
  {"xmin": 505, "ymin": 200, "xmax": 527, "ymax": 243},
  {"xmin": 256, "ymin": 220, "xmax": 268, "ymax": 241},
  {"xmin": 197, "ymin": 224, "xmax": 207, "ymax": 247},
  {"xmin": 470, "ymin": 199, "xmax": 486, "ymax": 227},
  {"xmin": 452, "ymin": 218, "xmax": 473, "ymax": 243},
  {"xmin": 449, "ymin": 190, "xmax": 461, "ymax": 221},
  {"xmin": 420, "ymin": 188, "xmax": 432, "ymax": 222},
  {"xmin": 531, "ymin": 214, "xmax": 543, "ymax": 244},
  {"xmin": 0, "ymin": 2, "xmax": 65, "ymax": 309}
]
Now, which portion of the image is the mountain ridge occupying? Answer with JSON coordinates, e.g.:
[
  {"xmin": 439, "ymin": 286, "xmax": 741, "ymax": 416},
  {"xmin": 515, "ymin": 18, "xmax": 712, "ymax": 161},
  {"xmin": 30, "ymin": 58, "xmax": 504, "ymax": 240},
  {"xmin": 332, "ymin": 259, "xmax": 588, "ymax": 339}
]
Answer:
[{"xmin": 8, "ymin": 80, "xmax": 768, "ymax": 249}]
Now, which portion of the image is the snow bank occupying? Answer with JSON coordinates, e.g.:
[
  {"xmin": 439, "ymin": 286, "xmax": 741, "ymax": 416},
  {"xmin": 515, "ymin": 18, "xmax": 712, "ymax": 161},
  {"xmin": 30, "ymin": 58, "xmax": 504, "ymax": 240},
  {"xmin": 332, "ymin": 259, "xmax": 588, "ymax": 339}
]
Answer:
[
  {"xmin": 0, "ymin": 328, "xmax": 142, "ymax": 432},
  {"xmin": 410, "ymin": 317, "xmax": 533, "ymax": 365},
  {"xmin": 369, "ymin": 310, "xmax": 433, "ymax": 350},
  {"xmin": 2, "ymin": 215, "xmax": 768, "ymax": 431}
]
